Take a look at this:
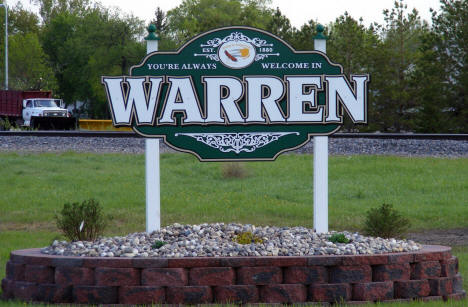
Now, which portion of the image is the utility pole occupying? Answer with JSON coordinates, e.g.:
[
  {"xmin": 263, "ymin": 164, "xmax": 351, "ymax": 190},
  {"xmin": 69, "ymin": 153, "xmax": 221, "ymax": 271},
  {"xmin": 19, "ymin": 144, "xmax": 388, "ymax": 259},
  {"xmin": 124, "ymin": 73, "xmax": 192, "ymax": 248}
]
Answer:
[{"xmin": 0, "ymin": 2, "xmax": 8, "ymax": 90}]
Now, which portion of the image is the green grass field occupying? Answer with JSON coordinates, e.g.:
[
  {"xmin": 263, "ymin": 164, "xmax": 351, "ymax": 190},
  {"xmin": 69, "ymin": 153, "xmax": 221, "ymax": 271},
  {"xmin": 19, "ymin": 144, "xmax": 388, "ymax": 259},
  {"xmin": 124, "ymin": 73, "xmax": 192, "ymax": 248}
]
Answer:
[{"xmin": 0, "ymin": 152, "xmax": 466, "ymax": 306}]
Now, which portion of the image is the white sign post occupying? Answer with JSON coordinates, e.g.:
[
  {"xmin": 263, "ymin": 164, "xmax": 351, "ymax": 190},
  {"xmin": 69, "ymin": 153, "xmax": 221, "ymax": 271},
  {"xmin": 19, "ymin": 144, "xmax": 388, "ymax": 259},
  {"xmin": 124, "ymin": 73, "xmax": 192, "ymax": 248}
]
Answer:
[
  {"xmin": 313, "ymin": 25, "xmax": 328, "ymax": 233},
  {"xmin": 145, "ymin": 25, "xmax": 160, "ymax": 232}
]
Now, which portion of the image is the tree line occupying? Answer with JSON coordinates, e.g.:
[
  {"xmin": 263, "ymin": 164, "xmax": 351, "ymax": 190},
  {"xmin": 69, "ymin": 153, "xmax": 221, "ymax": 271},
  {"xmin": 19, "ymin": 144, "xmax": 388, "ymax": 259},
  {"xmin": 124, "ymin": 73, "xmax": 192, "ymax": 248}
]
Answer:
[{"xmin": 0, "ymin": 0, "xmax": 466, "ymax": 133}]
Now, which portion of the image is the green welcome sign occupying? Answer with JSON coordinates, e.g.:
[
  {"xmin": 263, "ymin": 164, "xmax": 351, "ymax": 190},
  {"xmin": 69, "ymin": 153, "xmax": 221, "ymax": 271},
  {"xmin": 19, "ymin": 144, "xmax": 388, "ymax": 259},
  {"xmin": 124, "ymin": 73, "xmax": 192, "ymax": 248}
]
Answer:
[{"xmin": 102, "ymin": 26, "xmax": 369, "ymax": 161}]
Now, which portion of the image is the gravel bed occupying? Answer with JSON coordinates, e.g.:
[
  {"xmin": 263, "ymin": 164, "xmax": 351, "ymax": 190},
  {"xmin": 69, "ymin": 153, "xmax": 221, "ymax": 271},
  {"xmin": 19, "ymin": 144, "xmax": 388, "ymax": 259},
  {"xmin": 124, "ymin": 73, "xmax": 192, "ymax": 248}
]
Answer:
[
  {"xmin": 41, "ymin": 223, "xmax": 421, "ymax": 258},
  {"xmin": 0, "ymin": 135, "xmax": 467, "ymax": 157}
]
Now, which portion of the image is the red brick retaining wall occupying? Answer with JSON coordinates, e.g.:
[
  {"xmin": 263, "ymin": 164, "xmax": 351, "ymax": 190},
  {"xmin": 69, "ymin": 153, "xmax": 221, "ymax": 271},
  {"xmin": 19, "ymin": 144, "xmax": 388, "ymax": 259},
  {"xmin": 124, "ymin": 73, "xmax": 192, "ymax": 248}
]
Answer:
[{"xmin": 1, "ymin": 245, "xmax": 465, "ymax": 305}]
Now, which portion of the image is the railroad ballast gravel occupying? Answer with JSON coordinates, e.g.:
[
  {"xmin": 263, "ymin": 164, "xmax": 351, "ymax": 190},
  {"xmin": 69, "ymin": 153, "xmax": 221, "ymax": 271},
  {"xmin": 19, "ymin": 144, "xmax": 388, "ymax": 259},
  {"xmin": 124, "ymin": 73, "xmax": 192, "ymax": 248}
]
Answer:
[
  {"xmin": 0, "ymin": 136, "xmax": 466, "ymax": 157},
  {"xmin": 41, "ymin": 223, "xmax": 421, "ymax": 258}
]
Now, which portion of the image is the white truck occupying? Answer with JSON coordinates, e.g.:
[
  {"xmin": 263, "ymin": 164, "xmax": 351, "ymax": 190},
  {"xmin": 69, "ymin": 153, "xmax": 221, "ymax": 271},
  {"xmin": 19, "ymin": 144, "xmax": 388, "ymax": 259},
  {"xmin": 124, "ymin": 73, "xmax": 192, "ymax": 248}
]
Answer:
[{"xmin": 22, "ymin": 98, "xmax": 73, "ymax": 129}]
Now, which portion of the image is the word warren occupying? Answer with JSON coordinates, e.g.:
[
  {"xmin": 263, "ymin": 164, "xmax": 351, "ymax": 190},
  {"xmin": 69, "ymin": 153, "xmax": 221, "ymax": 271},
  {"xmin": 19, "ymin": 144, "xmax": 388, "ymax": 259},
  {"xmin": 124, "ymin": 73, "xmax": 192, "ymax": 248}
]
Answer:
[{"xmin": 102, "ymin": 75, "xmax": 369, "ymax": 126}]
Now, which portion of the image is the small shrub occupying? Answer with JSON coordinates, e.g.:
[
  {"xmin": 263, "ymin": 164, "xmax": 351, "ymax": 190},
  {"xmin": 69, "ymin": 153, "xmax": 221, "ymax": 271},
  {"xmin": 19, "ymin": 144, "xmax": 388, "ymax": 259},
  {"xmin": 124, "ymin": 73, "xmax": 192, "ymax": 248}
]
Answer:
[
  {"xmin": 55, "ymin": 199, "xmax": 107, "ymax": 242},
  {"xmin": 222, "ymin": 162, "xmax": 248, "ymax": 179},
  {"xmin": 363, "ymin": 203, "xmax": 410, "ymax": 239},
  {"xmin": 0, "ymin": 117, "xmax": 11, "ymax": 131},
  {"xmin": 234, "ymin": 231, "xmax": 263, "ymax": 244},
  {"xmin": 152, "ymin": 240, "xmax": 167, "ymax": 249},
  {"xmin": 329, "ymin": 233, "xmax": 350, "ymax": 244}
]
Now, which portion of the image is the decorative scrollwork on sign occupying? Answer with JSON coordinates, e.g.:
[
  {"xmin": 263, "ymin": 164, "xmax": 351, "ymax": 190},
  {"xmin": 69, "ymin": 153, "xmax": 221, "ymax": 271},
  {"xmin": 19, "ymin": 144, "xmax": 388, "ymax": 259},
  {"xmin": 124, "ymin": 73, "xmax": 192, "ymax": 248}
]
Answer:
[
  {"xmin": 200, "ymin": 37, "xmax": 223, "ymax": 48},
  {"xmin": 175, "ymin": 132, "xmax": 299, "ymax": 154},
  {"xmin": 251, "ymin": 37, "xmax": 272, "ymax": 47},
  {"xmin": 255, "ymin": 53, "xmax": 280, "ymax": 61},
  {"xmin": 193, "ymin": 53, "xmax": 220, "ymax": 61},
  {"xmin": 200, "ymin": 32, "xmax": 273, "ymax": 48}
]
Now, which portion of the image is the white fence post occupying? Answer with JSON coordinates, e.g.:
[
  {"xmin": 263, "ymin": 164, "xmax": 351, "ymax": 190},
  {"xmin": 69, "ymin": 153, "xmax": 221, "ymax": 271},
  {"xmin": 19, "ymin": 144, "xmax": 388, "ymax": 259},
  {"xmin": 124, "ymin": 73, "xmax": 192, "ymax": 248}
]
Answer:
[
  {"xmin": 313, "ymin": 25, "xmax": 328, "ymax": 233},
  {"xmin": 145, "ymin": 25, "xmax": 161, "ymax": 233}
]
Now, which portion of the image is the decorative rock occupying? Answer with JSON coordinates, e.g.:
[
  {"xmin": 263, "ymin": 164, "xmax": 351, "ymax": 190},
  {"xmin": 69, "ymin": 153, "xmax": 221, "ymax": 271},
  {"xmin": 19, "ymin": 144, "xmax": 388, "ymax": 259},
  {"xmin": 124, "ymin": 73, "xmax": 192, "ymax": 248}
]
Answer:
[{"xmin": 40, "ymin": 223, "xmax": 421, "ymax": 258}]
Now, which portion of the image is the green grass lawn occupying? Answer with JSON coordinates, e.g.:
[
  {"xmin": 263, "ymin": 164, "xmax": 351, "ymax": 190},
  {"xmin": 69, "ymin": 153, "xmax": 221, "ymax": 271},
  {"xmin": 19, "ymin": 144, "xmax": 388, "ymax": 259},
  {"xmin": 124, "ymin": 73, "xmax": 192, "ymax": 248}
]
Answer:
[
  {"xmin": 0, "ymin": 152, "xmax": 466, "ymax": 232},
  {"xmin": 0, "ymin": 152, "xmax": 466, "ymax": 306}
]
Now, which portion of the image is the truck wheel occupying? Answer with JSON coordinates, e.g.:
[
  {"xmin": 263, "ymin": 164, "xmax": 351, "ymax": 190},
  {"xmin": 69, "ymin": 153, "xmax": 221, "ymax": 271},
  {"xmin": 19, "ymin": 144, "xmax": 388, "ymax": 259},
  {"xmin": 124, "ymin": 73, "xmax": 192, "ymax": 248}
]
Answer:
[{"xmin": 30, "ymin": 119, "xmax": 35, "ymax": 129}]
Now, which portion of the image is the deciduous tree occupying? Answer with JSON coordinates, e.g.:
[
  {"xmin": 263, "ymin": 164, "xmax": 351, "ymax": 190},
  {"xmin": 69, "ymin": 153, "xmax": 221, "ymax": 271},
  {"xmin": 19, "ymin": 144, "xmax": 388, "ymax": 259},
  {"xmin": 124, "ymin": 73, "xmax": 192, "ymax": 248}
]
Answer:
[
  {"xmin": 41, "ymin": 2, "xmax": 145, "ymax": 117},
  {"xmin": 164, "ymin": 0, "xmax": 274, "ymax": 47},
  {"xmin": 9, "ymin": 32, "xmax": 57, "ymax": 90}
]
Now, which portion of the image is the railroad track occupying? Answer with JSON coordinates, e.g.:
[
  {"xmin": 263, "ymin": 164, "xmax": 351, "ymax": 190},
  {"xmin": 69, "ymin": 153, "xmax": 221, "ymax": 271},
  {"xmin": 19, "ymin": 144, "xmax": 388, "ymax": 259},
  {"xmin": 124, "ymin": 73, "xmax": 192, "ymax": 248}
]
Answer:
[{"xmin": 0, "ymin": 130, "xmax": 467, "ymax": 140}]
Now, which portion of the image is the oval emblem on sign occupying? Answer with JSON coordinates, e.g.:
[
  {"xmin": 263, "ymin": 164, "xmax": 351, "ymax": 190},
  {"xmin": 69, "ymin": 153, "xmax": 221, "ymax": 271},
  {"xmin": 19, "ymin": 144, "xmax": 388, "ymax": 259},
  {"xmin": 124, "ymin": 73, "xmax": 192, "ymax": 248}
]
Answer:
[{"xmin": 218, "ymin": 41, "xmax": 256, "ymax": 69}]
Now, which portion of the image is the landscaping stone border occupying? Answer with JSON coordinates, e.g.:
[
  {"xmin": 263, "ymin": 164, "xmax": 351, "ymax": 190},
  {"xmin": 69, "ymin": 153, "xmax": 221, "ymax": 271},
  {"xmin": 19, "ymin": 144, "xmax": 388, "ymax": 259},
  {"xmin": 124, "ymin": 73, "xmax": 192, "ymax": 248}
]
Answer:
[{"xmin": 1, "ymin": 245, "xmax": 465, "ymax": 305}]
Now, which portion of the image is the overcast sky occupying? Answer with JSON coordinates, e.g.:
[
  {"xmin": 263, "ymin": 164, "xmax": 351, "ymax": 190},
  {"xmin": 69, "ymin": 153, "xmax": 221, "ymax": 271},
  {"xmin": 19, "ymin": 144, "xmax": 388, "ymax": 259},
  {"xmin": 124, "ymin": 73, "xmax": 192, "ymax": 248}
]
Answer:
[{"xmin": 14, "ymin": 0, "xmax": 441, "ymax": 28}]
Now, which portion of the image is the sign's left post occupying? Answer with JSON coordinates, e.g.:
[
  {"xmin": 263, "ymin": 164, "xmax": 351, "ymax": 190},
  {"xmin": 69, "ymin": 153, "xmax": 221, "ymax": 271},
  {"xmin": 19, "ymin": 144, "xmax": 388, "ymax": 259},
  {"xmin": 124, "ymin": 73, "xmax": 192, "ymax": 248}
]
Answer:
[{"xmin": 145, "ymin": 25, "xmax": 160, "ymax": 232}]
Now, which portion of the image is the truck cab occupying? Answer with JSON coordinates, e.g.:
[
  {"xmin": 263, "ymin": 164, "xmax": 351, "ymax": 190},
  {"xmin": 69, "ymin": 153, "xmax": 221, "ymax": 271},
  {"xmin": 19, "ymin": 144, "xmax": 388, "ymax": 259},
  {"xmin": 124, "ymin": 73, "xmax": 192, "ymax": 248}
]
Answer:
[{"xmin": 22, "ymin": 98, "xmax": 74, "ymax": 129}]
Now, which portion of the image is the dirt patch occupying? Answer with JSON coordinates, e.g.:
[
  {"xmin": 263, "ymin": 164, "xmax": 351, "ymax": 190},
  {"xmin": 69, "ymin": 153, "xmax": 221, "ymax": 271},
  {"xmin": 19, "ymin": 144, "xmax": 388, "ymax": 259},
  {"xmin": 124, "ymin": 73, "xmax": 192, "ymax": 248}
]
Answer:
[
  {"xmin": 0, "ymin": 221, "xmax": 57, "ymax": 232},
  {"xmin": 407, "ymin": 228, "xmax": 468, "ymax": 246}
]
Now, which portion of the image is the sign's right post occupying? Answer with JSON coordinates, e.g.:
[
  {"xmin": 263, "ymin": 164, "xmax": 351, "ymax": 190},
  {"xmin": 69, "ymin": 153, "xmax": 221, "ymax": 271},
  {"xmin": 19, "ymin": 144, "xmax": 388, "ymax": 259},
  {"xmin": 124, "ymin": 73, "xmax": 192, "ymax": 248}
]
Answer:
[
  {"xmin": 145, "ymin": 24, "xmax": 161, "ymax": 233},
  {"xmin": 313, "ymin": 25, "xmax": 328, "ymax": 234}
]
